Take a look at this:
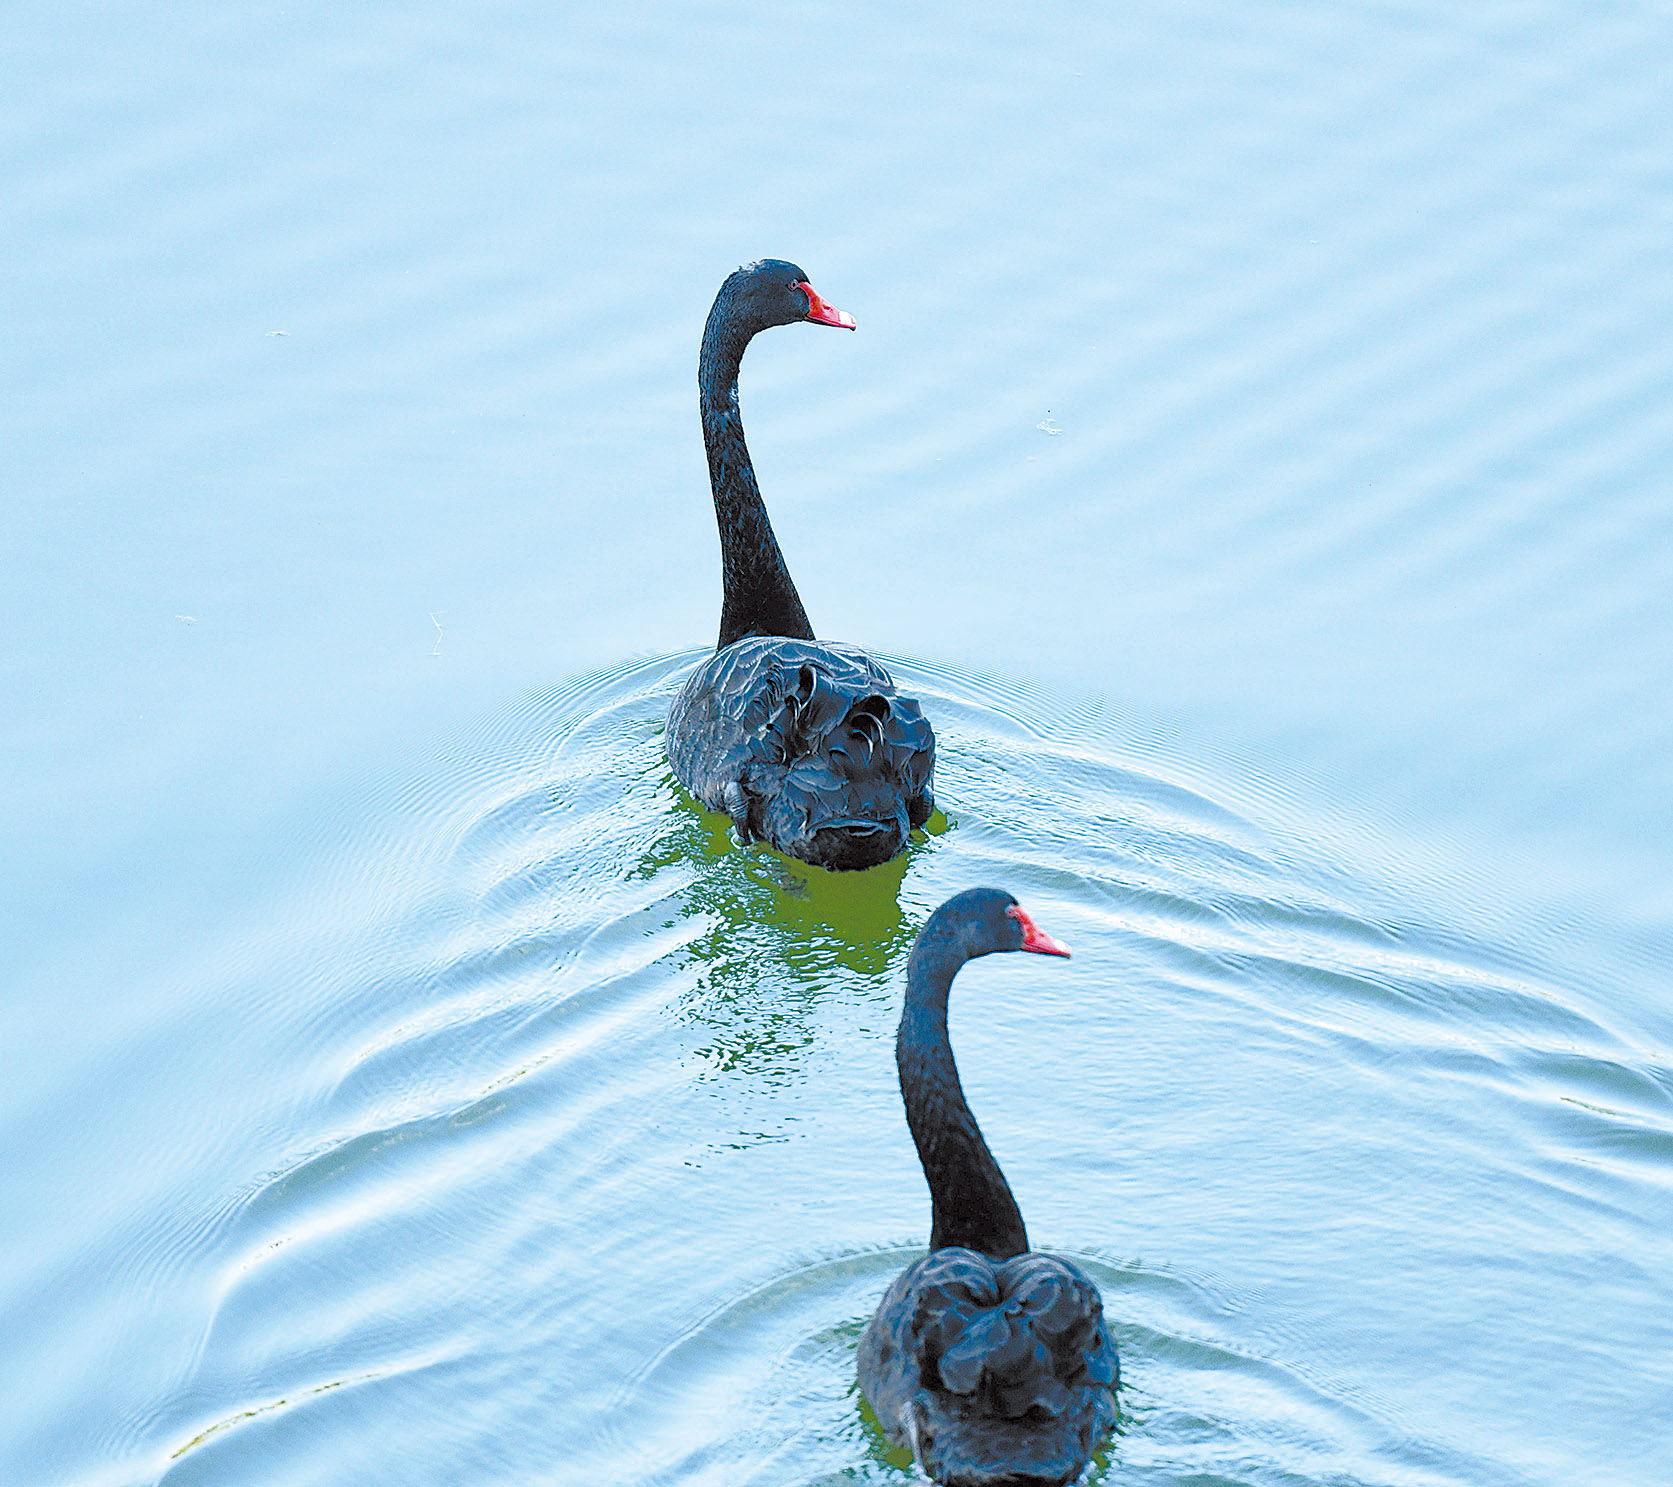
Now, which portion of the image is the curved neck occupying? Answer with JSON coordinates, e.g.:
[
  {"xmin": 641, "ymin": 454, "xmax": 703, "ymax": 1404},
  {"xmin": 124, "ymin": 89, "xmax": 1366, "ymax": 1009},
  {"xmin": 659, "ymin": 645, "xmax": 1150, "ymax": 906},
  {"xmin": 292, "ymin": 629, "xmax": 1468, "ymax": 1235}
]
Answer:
[
  {"xmin": 699, "ymin": 300, "xmax": 815, "ymax": 650},
  {"xmin": 898, "ymin": 940, "xmax": 1029, "ymax": 1261}
]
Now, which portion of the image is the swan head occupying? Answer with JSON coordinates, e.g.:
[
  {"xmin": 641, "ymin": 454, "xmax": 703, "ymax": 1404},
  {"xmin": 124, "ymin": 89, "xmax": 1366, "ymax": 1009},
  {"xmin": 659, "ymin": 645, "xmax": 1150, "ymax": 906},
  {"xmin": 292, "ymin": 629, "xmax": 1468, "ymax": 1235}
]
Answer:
[
  {"xmin": 722, "ymin": 259, "xmax": 856, "ymax": 333},
  {"xmin": 922, "ymin": 887, "xmax": 1073, "ymax": 962}
]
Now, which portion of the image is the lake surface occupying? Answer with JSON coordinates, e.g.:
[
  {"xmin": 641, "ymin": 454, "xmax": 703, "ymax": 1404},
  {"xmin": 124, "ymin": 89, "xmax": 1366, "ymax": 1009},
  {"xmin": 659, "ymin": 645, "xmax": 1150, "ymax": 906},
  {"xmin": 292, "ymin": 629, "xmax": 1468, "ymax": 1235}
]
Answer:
[{"xmin": 4, "ymin": 3, "xmax": 1671, "ymax": 1484}]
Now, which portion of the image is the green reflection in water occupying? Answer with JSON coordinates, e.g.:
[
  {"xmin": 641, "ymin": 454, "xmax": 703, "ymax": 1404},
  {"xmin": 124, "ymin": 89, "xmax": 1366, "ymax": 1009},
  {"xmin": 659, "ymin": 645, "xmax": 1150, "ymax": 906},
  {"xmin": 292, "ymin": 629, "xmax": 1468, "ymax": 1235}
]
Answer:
[
  {"xmin": 635, "ymin": 783, "xmax": 951, "ymax": 1085},
  {"xmin": 852, "ymin": 1380, "xmax": 918, "ymax": 1478}
]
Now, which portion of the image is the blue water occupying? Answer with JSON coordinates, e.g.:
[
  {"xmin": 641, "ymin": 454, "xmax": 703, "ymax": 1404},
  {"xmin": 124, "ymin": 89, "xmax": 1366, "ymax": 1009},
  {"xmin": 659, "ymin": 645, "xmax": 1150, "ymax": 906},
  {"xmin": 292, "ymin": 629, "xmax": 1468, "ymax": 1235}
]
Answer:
[{"xmin": 4, "ymin": 3, "xmax": 1671, "ymax": 1484}]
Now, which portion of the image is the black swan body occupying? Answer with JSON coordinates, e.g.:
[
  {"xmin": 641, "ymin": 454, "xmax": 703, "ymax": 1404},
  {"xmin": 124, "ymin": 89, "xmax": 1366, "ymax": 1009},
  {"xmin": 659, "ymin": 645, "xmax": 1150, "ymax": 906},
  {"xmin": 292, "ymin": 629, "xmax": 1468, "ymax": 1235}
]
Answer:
[
  {"xmin": 859, "ymin": 889, "xmax": 1119, "ymax": 1487},
  {"xmin": 665, "ymin": 260, "xmax": 935, "ymax": 872}
]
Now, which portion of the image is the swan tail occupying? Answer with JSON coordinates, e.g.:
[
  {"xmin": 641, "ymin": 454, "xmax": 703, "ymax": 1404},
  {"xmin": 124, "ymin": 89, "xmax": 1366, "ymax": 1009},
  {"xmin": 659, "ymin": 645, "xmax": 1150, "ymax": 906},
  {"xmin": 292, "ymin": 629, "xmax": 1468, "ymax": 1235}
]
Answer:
[
  {"xmin": 667, "ymin": 637, "xmax": 936, "ymax": 869},
  {"xmin": 913, "ymin": 1250, "xmax": 1118, "ymax": 1409},
  {"xmin": 868, "ymin": 1248, "xmax": 1117, "ymax": 1487}
]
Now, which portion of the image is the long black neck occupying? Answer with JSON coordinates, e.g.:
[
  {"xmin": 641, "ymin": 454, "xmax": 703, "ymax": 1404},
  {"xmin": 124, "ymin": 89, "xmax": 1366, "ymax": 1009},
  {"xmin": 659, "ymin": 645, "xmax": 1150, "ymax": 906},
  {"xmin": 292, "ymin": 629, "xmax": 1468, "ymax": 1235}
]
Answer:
[
  {"xmin": 698, "ymin": 298, "xmax": 815, "ymax": 651},
  {"xmin": 897, "ymin": 938, "xmax": 1030, "ymax": 1261}
]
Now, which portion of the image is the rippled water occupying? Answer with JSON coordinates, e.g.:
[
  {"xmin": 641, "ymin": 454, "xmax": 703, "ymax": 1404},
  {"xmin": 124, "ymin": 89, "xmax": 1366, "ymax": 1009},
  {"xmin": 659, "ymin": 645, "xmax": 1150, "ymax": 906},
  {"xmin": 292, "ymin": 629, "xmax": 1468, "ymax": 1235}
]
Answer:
[
  {"xmin": 10, "ymin": 658, "xmax": 1670, "ymax": 1485},
  {"xmin": 6, "ymin": 2, "xmax": 1673, "ymax": 1485}
]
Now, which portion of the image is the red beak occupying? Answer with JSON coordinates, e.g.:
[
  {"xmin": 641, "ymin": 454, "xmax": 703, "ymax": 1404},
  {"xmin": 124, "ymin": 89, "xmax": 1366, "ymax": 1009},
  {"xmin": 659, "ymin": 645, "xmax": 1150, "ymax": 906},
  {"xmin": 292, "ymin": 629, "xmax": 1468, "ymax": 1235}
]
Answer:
[
  {"xmin": 1007, "ymin": 904, "xmax": 1071, "ymax": 958},
  {"xmin": 796, "ymin": 280, "xmax": 856, "ymax": 330}
]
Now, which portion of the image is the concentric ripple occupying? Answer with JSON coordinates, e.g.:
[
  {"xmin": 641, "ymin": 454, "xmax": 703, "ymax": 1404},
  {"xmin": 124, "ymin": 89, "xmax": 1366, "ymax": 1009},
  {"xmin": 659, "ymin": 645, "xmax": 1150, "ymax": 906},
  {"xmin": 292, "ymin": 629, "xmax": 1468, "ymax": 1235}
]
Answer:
[{"xmin": 85, "ymin": 653, "xmax": 1662, "ymax": 1485}]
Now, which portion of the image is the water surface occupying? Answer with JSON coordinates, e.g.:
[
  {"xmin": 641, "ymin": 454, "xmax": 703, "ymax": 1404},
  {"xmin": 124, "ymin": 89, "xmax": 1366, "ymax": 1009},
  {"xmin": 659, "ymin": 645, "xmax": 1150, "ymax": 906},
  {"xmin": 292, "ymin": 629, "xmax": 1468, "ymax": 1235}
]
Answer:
[{"xmin": 4, "ymin": 3, "xmax": 1672, "ymax": 1484}]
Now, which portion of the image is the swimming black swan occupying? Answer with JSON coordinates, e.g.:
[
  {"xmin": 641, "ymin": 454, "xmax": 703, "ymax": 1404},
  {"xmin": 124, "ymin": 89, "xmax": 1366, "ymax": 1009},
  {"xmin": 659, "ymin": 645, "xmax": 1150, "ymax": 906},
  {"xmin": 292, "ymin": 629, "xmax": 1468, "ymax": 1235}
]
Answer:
[
  {"xmin": 859, "ymin": 888, "xmax": 1119, "ymax": 1487},
  {"xmin": 665, "ymin": 260, "xmax": 935, "ymax": 872}
]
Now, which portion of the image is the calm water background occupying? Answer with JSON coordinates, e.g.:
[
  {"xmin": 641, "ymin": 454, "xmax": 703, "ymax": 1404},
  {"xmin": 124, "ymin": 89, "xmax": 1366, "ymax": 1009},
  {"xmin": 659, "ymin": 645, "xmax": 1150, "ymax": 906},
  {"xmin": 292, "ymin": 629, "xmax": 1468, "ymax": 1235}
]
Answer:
[{"xmin": 4, "ymin": 3, "xmax": 1671, "ymax": 1484}]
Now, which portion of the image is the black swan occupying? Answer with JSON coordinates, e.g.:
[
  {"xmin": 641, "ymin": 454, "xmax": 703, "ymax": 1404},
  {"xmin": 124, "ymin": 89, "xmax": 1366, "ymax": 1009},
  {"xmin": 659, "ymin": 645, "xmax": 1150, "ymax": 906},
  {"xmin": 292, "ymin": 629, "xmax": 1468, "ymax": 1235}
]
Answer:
[
  {"xmin": 665, "ymin": 260, "xmax": 935, "ymax": 873},
  {"xmin": 859, "ymin": 888, "xmax": 1119, "ymax": 1487}
]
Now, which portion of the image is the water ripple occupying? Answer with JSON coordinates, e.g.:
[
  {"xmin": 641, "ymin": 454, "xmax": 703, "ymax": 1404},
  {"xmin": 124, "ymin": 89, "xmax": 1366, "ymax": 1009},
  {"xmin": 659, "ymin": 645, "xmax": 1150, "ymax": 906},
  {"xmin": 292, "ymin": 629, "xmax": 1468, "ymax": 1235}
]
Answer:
[{"xmin": 111, "ymin": 652, "xmax": 1667, "ymax": 1486}]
